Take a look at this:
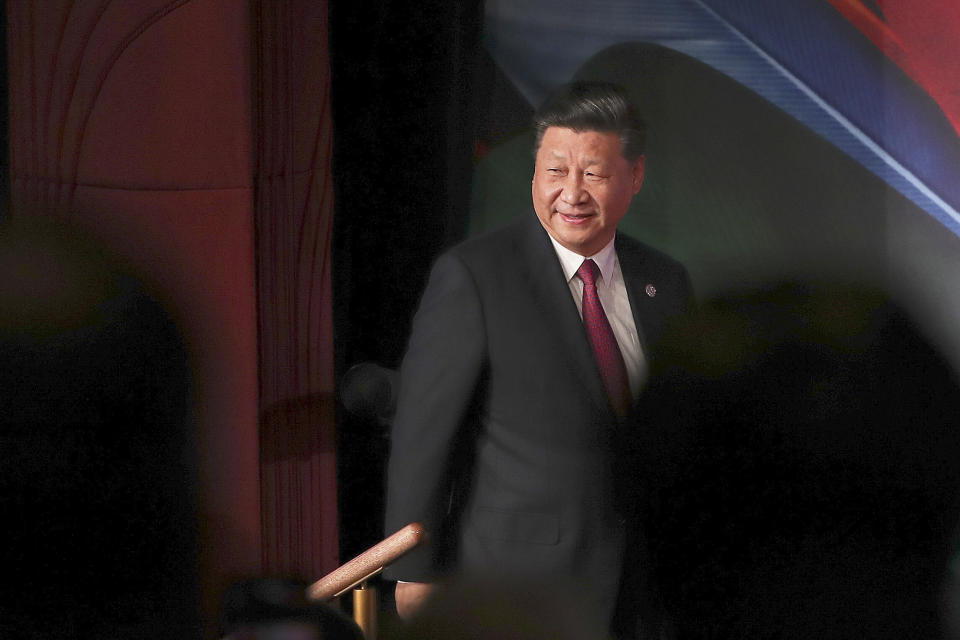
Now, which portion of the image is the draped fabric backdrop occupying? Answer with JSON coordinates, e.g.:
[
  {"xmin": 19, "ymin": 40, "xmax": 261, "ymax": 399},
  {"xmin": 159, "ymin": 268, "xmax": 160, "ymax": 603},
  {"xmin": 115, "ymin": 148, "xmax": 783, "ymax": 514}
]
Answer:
[
  {"xmin": 7, "ymin": 0, "xmax": 338, "ymax": 634},
  {"xmin": 251, "ymin": 0, "xmax": 339, "ymax": 580}
]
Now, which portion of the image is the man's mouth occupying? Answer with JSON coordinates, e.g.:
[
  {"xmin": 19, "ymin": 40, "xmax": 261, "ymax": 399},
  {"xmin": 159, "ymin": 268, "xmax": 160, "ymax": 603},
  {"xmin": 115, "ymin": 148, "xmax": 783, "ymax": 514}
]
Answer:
[{"xmin": 557, "ymin": 211, "xmax": 595, "ymax": 225}]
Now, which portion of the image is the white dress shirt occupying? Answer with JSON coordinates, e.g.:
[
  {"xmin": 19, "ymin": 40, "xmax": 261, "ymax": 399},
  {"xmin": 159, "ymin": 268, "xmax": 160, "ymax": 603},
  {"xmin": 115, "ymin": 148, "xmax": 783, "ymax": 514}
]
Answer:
[{"xmin": 547, "ymin": 234, "xmax": 646, "ymax": 398}]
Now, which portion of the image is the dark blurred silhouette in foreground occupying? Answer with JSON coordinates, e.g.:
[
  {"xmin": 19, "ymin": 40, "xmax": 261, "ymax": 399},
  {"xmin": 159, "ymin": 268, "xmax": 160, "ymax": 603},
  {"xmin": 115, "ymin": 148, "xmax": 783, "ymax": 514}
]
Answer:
[
  {"xmin": 628, "ymin": 281, "xmax": 960, "ymax": 639},
  {"xmin": 220, "ymin": 577, "xmax": 363, "ymax": 640},
  {"xmin": 392, "ymin": 575, "xmax": 608, "ymax": 640},
  {"xmin": 0, "ymin": 217, "xmax": 199, "ymax": 639}
]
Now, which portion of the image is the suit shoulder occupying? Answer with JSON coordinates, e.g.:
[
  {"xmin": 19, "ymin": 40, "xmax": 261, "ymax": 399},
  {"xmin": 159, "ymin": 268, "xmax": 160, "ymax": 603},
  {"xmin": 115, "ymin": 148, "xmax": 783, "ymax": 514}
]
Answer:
[
  {"xmin": 443, "ymin": 219, "xmax": 527, "ymax": 267},
  {"xmin": 616, "ymin": 232, "xmax": 687, "ymax": 273}
]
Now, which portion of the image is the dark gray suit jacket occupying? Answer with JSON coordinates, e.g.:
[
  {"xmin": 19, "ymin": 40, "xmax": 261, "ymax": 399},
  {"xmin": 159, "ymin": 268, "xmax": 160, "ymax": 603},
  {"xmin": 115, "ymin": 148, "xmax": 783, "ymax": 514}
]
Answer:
[{"xmin": 384, "ymin": 214, "xmax": 692, "ymax": 624}]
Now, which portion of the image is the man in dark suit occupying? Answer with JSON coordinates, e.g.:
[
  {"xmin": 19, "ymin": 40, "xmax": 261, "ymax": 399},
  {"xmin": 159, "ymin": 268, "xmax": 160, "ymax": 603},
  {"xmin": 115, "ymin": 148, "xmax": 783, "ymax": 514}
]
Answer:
[{"xmin": 384, "ymin": 82, "xmax": 693, "ymax": 632}]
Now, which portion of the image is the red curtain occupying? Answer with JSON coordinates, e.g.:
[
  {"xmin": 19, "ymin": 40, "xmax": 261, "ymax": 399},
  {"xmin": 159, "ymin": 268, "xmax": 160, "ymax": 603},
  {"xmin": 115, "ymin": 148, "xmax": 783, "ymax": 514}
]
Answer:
[
  {"xmin": 251, "ymin": 0, "xmax": 339, "ymax": 580},
  {"xmin": 6, "ymin": 0, "xmax": 337, "ymax": 633}
]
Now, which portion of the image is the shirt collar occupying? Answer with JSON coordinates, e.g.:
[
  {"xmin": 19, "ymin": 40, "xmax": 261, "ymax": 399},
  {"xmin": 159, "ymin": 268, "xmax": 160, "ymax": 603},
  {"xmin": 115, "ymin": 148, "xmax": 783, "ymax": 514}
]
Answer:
[{"xmin": 547, "ymin": 233, "xmax": 618, "ymax": 284}]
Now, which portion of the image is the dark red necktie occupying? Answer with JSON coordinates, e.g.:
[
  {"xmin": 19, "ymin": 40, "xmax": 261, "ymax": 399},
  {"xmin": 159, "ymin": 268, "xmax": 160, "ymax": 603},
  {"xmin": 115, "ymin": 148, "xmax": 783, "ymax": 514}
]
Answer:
[{"xmin": 577, "ymin": 259, "xmax": 631, "ymax": 417}]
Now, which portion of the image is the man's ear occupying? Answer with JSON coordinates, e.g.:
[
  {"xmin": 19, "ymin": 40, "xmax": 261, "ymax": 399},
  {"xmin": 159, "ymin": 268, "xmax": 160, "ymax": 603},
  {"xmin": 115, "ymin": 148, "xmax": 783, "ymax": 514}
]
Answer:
[{"xmin": 632, "ymin": 155, "xmax": 646, "ymax": 194}]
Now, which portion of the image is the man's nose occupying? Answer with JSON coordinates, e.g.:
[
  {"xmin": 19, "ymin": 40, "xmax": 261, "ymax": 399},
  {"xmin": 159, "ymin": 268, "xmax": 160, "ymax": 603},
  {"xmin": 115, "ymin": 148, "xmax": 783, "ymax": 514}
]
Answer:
[{"xmin": 560, "ymin": 173, "xmax": 587, "ymax": 204}]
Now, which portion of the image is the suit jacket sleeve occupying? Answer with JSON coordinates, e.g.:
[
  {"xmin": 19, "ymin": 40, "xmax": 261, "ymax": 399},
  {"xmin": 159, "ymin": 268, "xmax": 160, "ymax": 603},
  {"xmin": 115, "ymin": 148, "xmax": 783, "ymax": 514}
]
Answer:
[{"xmin": 383, "ymin": 251, "xmax": 487, "ymax": 581}]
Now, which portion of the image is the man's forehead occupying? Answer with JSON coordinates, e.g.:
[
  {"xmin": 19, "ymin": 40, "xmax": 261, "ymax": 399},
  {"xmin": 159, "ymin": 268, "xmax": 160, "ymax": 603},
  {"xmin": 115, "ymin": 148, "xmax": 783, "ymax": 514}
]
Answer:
[
  {"xmin": 543, "ymin": 148, "xmax": 608, "ymax": 164},
  {"xmin": 541, "ymin": 125, "xmax": 617, "ymax": 139},
  {"xmin": 539, "ymin": 128, "xmax": 623, "ymax": 162}
]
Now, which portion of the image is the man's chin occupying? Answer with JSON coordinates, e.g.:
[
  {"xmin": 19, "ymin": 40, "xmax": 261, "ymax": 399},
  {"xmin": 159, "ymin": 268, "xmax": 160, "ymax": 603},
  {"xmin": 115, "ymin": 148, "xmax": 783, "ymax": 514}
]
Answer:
[
  {"xmin": 558, "ymin": 234, "xmax": 604, "ymax": 257},
  {"xmin": 554, "ymin": 219, "xmax": 598, "ymax": 243}
]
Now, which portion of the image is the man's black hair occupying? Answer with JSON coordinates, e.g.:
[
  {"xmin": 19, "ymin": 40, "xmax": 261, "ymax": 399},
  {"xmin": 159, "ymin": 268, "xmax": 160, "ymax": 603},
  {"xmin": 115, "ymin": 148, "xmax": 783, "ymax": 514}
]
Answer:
[{"xmin": 533, "ymin": 81, "xmax": 646, "ymax": 162}]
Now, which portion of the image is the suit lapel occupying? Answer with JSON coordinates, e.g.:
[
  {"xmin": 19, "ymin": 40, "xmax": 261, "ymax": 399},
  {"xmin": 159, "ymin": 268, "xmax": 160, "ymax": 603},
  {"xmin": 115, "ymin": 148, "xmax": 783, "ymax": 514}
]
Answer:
[
  {"xmin": 520, "ymin": 216, "xmax": 612, "ymax": 417},
  {"xmin": 616, "ymin": 234, "xmax": 652, "ymax": 355}
]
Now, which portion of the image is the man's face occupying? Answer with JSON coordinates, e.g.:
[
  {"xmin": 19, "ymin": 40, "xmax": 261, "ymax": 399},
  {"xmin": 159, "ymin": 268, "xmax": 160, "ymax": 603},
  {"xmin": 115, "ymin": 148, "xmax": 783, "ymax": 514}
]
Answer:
[{"xmin": 532, "ymin": 126, "xmax": 645, "ymax": 256}]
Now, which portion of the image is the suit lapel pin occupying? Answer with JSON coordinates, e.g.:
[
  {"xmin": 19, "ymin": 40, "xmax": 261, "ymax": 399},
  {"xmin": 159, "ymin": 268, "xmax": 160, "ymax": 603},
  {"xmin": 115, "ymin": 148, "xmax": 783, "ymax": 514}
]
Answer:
[{"xmin": 645, "ymin": 284, "xmax": 657, "ymax": 298}]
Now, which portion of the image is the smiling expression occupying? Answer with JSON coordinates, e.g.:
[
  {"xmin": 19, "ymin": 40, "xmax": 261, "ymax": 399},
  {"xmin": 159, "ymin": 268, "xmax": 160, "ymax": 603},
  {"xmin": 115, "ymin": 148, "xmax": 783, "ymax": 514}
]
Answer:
[{"xmin": 532, "ymin": 126, "xmax": 645, "ymax": 256}]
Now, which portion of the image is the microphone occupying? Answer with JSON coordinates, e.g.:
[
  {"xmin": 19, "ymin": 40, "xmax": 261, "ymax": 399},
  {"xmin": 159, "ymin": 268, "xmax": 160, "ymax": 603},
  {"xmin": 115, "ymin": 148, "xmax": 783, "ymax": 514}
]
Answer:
[{"xmin": 340, "ymin": 362, "xmax": 399, "ymax": 426}]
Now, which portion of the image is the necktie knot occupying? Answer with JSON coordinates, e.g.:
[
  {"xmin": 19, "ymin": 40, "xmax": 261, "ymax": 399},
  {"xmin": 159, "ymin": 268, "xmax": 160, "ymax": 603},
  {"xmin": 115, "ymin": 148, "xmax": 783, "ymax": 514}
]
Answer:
[{"xmin": 576, "ymin": 259, "xmax": 600, "ymax": 288}]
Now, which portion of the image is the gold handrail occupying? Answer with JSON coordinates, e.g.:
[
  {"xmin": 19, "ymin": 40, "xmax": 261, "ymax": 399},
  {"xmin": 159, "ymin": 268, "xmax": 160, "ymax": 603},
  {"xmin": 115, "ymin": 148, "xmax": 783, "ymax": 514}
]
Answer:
[{"xmin": 306, "ymin": 522, "xmax": 425, "ymax": 601}]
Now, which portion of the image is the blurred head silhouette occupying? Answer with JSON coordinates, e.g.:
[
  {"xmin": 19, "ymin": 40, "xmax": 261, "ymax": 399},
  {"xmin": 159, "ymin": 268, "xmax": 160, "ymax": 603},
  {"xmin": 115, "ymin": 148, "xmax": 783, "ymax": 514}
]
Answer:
[
  {"xmin": 392, "ymin": 575, "xmax": 608, "ymax": 640},
  {"xmin": 220, "ymin": 577, "xmax": 362, "ymax": 640},
  {"xmin": 0, "ymin": 217, "xmax": 198, "ymax": 638}
]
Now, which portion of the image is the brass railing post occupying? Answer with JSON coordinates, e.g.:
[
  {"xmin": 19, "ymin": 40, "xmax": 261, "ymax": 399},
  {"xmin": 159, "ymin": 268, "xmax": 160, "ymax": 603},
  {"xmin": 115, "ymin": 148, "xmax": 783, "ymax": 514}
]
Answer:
[
  {"xmin": 306, "ymin": 523, "xmax": 425, "ymax": 639},
  {"xmin": 352, "ymin": 581, "xmax": 377, "ymax": 639}
]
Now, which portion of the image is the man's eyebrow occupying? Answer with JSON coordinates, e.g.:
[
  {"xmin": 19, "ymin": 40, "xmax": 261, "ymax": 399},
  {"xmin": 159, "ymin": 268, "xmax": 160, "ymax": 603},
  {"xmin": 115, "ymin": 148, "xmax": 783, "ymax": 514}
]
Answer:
[{"xmin": 582, "ymin": 157, "xmax": 610, "ymax": 169}]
